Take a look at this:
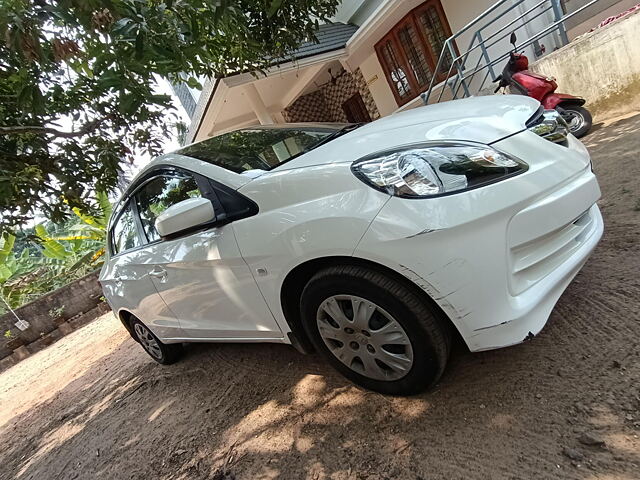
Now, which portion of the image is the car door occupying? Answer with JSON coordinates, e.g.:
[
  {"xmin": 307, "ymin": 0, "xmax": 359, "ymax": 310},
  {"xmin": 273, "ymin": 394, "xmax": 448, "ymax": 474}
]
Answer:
[
  {"xmin": 100, "ymin": 200, "xmax": 183, "ymax": 340},
  {"xmin": 131, "ymin": 167, "xmax": 283, "ymax": 340}
]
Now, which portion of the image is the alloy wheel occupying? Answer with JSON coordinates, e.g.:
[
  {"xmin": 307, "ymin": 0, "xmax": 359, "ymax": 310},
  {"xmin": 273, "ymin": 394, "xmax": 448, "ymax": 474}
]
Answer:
[
  {"xmin": 134, "ymin": 323, "xmax": 163, "ymax": 360},
  {"xmin": 566, "ymin": 110, "xmax": 585, "ymax": 134},
  {"xmin": 316, "ymin": 295, "xmax": 414, "ymax": 381}
]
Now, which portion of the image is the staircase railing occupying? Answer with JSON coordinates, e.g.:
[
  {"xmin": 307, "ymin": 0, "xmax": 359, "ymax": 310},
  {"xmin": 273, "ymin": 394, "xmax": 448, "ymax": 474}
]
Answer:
[{"xmin": 421, "ymin": 0, "xmax": 601, "ymax": 105}]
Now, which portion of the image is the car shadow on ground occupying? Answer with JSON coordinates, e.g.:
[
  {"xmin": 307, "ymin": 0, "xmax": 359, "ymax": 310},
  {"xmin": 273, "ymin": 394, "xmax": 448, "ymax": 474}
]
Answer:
[{"xmin": 1, "ymin": 114, "xmax": 640, "ymax": 480}]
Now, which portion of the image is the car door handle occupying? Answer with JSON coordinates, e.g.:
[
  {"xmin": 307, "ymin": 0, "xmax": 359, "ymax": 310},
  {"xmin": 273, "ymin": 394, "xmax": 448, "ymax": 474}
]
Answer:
[{"xmin": 148, "ymin": 267, "xmax": 167, "ymax": 279}]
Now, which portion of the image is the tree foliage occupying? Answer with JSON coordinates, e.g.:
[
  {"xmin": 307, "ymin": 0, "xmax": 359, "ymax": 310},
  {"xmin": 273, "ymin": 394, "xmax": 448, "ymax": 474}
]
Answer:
[
  {"xmin": 0, "ymin": 191, "xmax": 111, "ymax": 312},
  {"xmin": 0, "ymin": 0, "xmax": 339, "ymax": 228}
]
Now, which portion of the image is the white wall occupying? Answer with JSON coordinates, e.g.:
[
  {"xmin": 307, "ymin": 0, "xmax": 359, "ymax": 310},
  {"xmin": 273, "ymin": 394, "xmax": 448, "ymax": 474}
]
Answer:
[
  {"xmin": 358, "ymin": 52, "xmax": 398, "ymax": 116},
  {"xmin": 349, "ymin": 0, "xmax": 386, "ymax": 25},
  {"xmin": 531, "ymin": 10, "xmax": 640, "ymax": 118},
  {"xmin": 331, "ymin": 0, "xmax": 367, "ymax": 23},
  {"xmin": 565, "ymin": 0, "xmax": 638, "ymax": 38}
]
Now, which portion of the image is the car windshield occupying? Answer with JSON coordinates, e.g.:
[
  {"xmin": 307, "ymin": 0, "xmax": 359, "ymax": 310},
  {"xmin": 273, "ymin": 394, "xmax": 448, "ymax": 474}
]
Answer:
[{"xmin": 174, "ymin": 126, "xmax": 351, "ymax": 173}]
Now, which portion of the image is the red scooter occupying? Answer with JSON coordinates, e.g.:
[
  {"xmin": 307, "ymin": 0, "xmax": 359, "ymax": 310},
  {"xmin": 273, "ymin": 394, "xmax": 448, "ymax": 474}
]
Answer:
[{"xmin": 494, "ymin": 33, "xmax": 592, "ymax": 138}]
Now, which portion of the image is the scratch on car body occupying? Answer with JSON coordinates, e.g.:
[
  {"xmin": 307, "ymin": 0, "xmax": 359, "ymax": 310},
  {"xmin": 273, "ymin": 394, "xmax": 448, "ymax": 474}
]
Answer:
[
  {"xmin": 405, "ymin": 228, "xmax": 439, "ymax": 239},
  {"xmin": 472, "ymin": 319, "xmax": 513, "ymax": 333}
]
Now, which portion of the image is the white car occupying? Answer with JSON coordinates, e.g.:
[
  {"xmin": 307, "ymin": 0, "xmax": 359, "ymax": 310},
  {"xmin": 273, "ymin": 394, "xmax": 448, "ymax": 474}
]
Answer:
[{"xmin": 100, "ymin": 96, "xmax": 603, "ymax": 395}]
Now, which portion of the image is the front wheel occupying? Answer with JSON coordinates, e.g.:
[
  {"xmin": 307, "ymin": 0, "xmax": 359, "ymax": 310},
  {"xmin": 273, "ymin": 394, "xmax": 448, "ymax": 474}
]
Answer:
[
  {"xmin": 559, "ymin": 105, "xmax": 592, "ymax": 138},
  {"xmin": 300, "ymin": 265, "xmax": 451, "ymax": 395}
]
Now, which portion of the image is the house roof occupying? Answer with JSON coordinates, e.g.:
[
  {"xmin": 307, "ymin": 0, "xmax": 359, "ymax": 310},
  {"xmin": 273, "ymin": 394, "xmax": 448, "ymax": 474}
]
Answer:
[
  {"xmin": 216, "ymin": 22, "xmax": 359, "ymax": 79},
  {"xmin": 186, "ymin": 22, "xmax": 359, "ymax": 143},
  {"xmin": 286, "ymin": 22, "xmax": 359, "ymax": 63}
]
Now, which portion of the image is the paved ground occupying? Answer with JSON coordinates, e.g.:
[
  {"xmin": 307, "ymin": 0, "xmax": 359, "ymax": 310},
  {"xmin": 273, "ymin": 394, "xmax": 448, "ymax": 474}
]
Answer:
[{"xmin": 1, "ymin": 114, "xmax": 639, "ymax": 480}]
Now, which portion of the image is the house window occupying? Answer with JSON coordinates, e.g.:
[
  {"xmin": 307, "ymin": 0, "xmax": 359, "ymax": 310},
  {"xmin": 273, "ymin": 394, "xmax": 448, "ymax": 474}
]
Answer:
[
  {"xmin": 416, "ymin": 3, "xmax": 454, "ymax": 74},
  {"xmin": 378, "ymin": 39, "xmax": 412, "ymax": 100},
  {"xmin": 375, "ymin": 0, "xmax": 455, "ymax": 106}
]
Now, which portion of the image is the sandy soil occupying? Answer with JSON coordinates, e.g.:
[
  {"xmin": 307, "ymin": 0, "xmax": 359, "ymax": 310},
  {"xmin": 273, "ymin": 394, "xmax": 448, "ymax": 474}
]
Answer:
[{"xmin": 1, "ymin": 114, "xmax": 639, "ymax": 480}]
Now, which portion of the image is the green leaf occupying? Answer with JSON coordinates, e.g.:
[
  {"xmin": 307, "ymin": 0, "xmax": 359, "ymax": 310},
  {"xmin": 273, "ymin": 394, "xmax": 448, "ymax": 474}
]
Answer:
[
  {"xmin": 71, "ymin": 207, "xmax": 98, "ymax": 226},
  {"xmin": 0, "ymin": 264, "xmax": 12, "ymax": 282},
  {"xmin": 267, "ymin": 0, "xmax": 283, "ymax": 18},
  {"xmin": 185, "ymin": 76, "xmax": 201, "ymax": 89},
  {"xmin": 41, "ymin": 240, "xmax": 69, "ymax": 260},
  {"xmin": 0, "ymin": 233, "xmax": 16, "ymax": 263},
  {"xmin": 97, "ymin": 70, "xmax": 123, "ymax": 90},
  {"xmin": 35, "ymin": 224, "xmax": 49, "ymax": 240},
  {"xmin": 135, "ymin": 33, "xmax": 144, "ymax": 58},
  {"xmin": 67, "ymin": 250, "xmax": 96, "ymax": 272},
  {"xmin": 96, "ymin": 191, "xmax": 113, "ymax": 224},
  {"xmin": 119, "ymin": 93, "xmax": 143, "ymax": 115}
]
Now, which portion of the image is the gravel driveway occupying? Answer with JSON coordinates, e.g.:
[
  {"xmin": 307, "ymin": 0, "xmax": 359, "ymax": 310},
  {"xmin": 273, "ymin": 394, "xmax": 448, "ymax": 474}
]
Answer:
[{"xmin": 1, "ymin": 113, "xmax": 639, "ymax": 480}]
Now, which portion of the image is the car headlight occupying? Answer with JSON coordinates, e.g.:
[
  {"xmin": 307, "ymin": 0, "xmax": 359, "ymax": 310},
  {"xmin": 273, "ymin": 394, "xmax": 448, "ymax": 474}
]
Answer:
[
  {"xmin": 351, "ymin": 143, "xmax": 528, "ymax": 198},
  {"xmin": 527, "ymin": 109, "xmax": 569, "ymax": 144}
]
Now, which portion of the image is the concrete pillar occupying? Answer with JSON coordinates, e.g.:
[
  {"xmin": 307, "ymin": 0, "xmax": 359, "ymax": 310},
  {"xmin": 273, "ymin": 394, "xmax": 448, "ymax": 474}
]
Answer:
[{"xmin": 244, "ymin": 83, "xmax": 274, "ymax": 125}]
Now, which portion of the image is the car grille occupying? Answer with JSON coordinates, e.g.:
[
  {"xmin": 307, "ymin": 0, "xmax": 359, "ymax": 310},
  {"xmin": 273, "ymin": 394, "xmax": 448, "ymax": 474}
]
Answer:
[{"xmin": 510, "ymin": 207, "xmax": 596, "ymax": 294}]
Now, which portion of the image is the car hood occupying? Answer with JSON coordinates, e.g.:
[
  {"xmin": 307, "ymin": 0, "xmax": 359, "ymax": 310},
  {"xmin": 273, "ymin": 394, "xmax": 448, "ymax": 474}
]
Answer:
[
  {"xmin": 277, "ymin": 95, "xmax": 541, "ymax": 171},
  {"xmin": 354, "ymin": 95, "xmax": 539, "ymax": 141}
]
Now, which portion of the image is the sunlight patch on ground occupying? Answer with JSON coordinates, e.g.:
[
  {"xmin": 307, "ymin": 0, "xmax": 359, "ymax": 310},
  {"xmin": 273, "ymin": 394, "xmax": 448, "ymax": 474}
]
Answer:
[
  {"xmin": 17, "ymin": 422, "xmax": 84, "ymax": 478},
  {"xmin": 148, "ymin": 399, "xmax": 177, "ymax": 422},
  {"xmin": 0, "ymin": 314, "xmax": 126, "ymax": 429}
]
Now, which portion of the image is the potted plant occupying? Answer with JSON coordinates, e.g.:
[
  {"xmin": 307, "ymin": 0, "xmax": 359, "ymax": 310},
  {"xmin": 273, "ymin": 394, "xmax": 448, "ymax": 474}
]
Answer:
[{"xmin": 48, "ymin": 305, "xmax": 66, "ymax": 326}]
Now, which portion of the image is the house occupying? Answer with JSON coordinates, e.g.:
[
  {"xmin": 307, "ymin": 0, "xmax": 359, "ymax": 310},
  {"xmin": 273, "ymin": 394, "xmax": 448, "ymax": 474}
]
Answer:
[{"xmin": 184, "ymin": 0, "xmax": 632, "ymax": 144}]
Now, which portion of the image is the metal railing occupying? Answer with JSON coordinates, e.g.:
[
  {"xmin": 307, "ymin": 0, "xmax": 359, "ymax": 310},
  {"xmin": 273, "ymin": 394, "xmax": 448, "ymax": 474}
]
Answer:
[{"xmin": 421, "ymin": 0, "xmax": 601, "ymax": 105}]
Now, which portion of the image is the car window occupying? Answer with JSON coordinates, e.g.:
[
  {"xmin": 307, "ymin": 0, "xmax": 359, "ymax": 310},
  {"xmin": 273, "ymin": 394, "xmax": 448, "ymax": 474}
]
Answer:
[
  {"xmin": 135, "ymin": 173, "xmax": 202, "ymax": 242},
  {"xmin": 111, "ymin": 202, "xmax": 141, "ymax": 254},
  {"xmin": 174, "ymin": 127, "xmax": 341, "ymax": 173}
]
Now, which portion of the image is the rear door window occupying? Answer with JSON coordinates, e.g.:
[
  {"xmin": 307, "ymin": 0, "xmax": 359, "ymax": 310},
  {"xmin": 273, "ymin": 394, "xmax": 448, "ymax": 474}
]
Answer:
[
  {"xmin": 134, "ymin": 173, "xmax": 202, "ymax": 243},
  {"xmin": 111, "ymin": 202, "xmax": 141, "ymax": 254}
]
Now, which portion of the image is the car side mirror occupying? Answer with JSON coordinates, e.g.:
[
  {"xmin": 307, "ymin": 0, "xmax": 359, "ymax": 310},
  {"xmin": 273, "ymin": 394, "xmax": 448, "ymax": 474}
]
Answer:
[{"xmin": 155, "ymin": 197, "xmax": 216, "ymax": 237}]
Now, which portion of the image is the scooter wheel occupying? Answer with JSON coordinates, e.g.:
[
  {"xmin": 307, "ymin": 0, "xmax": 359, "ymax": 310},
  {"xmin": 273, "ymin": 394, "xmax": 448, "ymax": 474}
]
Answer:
[{"xmin": 561, "ymin": 106, "xmax": 592, "ymax": 138}]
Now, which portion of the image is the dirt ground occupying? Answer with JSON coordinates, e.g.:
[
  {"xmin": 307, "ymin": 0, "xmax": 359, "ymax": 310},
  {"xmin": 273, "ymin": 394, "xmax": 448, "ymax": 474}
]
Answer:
[{"xmin": 1, "ymin": 114, "xmax": 639, "ymax": 480}]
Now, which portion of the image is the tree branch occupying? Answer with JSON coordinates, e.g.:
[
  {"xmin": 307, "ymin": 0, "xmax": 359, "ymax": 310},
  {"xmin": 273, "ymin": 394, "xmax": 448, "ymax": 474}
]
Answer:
[{"xmin": 0, "ymin": 121, "xmax": 100, "ymax": 138}]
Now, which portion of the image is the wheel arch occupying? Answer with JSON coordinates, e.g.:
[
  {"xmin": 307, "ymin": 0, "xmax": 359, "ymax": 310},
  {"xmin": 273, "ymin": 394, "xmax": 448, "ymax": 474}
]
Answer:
[
  {"xmin": 279, "ymin": 256, "xmax": 463, "ymax": 353},
  {"xmin": 117, "ymin": 309, "xmax": 136, "ymax": 339}
]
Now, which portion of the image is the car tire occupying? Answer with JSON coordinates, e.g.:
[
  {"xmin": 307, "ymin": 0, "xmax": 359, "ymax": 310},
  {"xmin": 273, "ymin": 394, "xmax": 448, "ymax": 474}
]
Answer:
[
  {"xmin": 300, "ymin": 265, "xmax": 451, "ymax": 395},
  {"xmin": 130, "ymin": 317, "xmax": 183, "ymax": 365},
  {"xmin": 561, "ymin": 105, "xmax": 592, "ymax": 138}
]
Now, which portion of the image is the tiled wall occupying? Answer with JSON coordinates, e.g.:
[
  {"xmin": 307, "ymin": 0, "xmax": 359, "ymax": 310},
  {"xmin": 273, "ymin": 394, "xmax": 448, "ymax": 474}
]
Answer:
[
  {"xmin": 282, "ymin": 89, "xmax": 334, "ymax": 123},
  {"xmin": 283, "ymin": 67, "xmax": 380, "ymax": 123}
]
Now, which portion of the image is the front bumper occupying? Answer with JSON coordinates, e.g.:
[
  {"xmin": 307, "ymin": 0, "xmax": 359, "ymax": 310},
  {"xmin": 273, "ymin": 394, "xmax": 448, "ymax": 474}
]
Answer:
[
  {"xmin": 354, "ymin": 156, "xmax": 602, "ymax": 352},
  {"xmin": 470, "ymin": 202, "xmax": 602, "ymax": 350}
]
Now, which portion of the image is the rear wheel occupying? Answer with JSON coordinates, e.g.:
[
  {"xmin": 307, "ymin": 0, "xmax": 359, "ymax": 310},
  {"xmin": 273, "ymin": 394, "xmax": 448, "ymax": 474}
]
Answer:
[
  {"xmin": 560, "ymin": 105, "xmax": 592, "ymax": 138},
  {"xmin": 130, "ymin": 317, "xmax": 182, "ymax": 365},
  {"xmin": 300, "ymin": 265, "xmax": 450, "ymax": 395}
]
